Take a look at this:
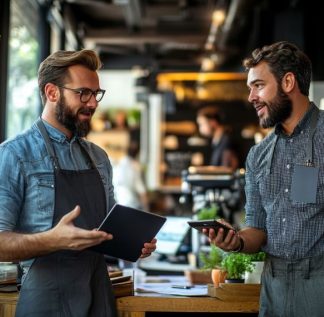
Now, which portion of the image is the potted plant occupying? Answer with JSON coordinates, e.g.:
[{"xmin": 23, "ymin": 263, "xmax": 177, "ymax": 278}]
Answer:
[
  {"xmin": 221, "ymin": 253, "xmax": 255, "ymax": 283},
  {"xmin": 199, "ymin": 245, "xmax": 226, "ymax": 286},
  {"xmin": 244, "ymin": 251, "xmax": 266, "ymax": 284},
  {"xmin": 185, "ymin": 244, "xmax": 224, "ymax": 285},
  {"xmin": 199, "ymin": 244, "xmax": 223, "ymax": 270}
]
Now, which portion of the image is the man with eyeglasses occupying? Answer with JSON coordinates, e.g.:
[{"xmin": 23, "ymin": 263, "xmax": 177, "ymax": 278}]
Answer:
[{"xmin": 0, "ymin": 50, "xmax": 156, "ymax": 317}]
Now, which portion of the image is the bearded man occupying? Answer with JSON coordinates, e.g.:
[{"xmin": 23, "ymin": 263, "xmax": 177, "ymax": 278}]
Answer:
[
  {"xmin": 0, "ymin": 50, "xmax": 156, "ymax": 317},
  {"xmin": 204, "ymin": 41, "xmax": 324, "ymax": 317}
]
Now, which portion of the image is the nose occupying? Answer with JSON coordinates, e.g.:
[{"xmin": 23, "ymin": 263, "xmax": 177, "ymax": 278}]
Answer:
[
  {"xmin": 86, "ymin": 94, "xmax": 98, "ymax": 108},
  {"xmin": 248, "ymin": 88, "xmax": 257, "ymax": 104}
]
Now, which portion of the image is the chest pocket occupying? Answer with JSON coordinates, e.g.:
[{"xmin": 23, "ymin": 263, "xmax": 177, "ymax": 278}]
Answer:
[{"xmin": 37, "ymin": 176, "xmax": 55, "ymax": 213}]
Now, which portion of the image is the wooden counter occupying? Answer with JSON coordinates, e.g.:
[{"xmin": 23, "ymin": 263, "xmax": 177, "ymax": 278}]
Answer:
[
  {"xmin": 116, "ymin": 293, "xmax": 259, "ymax": 317},
  {"xmin": 0, "ymin": 292, "xmax": 18, "ymax": 317},
  {"xmin": 0, "ymin": 292, "xmax": 259, "ymax": 317}
]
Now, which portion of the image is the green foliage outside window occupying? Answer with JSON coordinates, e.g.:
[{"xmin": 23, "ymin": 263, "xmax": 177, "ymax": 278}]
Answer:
[{"xmin": 7, "ymin": 0, "xmax": 39, "ymax": 138}]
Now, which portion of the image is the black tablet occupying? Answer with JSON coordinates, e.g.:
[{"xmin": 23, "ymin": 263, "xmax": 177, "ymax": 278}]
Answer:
[
  {"xmin": 187, "ymin": 219, "xmax": 234, "ymax": 238},
  {"xmin": 91, "ymin": 204, "xmax": 166, "ymax": 262}
]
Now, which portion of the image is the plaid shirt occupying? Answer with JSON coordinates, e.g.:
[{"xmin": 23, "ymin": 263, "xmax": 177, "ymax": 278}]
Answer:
[{"xmin": 245, "ymin": 103, "xmax": 324, "ymax": 260}]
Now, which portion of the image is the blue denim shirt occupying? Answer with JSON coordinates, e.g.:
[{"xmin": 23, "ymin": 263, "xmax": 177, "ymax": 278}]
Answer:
[
  {"xmin": 245, "ymin": 104, "xmax": 324, "ymax": 260},
  {"xmin": 0, "ymin": 120, "xmax": 115, "ymax": 235}
]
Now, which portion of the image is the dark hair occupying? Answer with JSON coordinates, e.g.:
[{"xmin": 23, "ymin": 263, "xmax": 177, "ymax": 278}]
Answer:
[
  {"xmin": 197, "ymin": 106, "xmax": 225, "ymax": 124},
  {"xmin": 243, "ymin": 41, "xmax": 312, "ymax": 96},
  {"xmin": 38, "ymin": 49, "xmax": 102, "ymax": 104}
]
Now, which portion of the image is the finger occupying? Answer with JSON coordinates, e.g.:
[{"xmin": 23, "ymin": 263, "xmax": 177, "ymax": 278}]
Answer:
[
  {"xmin": 144, "ymin": 241, "xmax": 156, "ymax": 248},
  {"xmin": 140, "ymin": 247, "xmax": 152, "ymax": 257},
  {"xmin": 216, "ymin": 218, "xmax": 235, "ymax": 230},
  {"xmin": 61, "ymin": 205, "xmax": 81, "ymax": 224},
  {"xmin": 143, "ymin": 244, "xmax": 156, "ymax": 252},
  {"xmin": 140, "ymin": 253, "xmax": 150, "ymax": 258}
]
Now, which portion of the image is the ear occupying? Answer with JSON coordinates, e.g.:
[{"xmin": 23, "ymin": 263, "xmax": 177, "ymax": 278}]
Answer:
[
  {"xmin": 45, "ymin": 83, "xmax": 60, "ymax": 102},
  {"xmin": 281, "ymin": 72, "xmax": 295, "ymax": 94}
]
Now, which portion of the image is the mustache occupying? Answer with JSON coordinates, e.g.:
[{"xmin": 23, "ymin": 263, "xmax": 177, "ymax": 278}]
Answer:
[
  {"xmin": 77, "ymin": 107, "xmax": 95, "ymax": 116},
  {"xmin": 254, "ymin": 101, "xmax": 267, "ymax": 109}
]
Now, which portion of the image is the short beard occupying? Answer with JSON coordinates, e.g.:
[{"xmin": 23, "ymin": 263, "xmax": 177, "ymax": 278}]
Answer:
[
  {"xmin": 55, "ymin": 95, "xmax": 93, "ymax": 137},
  {"xmin": 260, "ymin": 86, "xmax": 292, "ymax": 129}
]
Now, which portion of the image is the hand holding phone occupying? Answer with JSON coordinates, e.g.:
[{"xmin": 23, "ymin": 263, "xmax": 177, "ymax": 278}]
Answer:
[{"xmin": 187, "ymin": 219, "xmax": 234, "ymax": 238}]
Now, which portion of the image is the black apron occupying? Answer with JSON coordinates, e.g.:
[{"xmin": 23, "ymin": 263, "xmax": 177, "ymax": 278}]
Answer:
[{"xmin": 15, "ymin": 119, "xmax": 117, "ymax": 317}]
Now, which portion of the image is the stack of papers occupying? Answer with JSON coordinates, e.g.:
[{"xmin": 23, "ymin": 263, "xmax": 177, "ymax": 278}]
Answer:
[{"xmin": 135, "ymin": 283, "xmax": 208, "ymax": 296}]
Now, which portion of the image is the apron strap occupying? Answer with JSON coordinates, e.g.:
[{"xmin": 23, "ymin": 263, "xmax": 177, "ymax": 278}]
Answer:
[
  {"xmin": 36, "ymin": 118, "xmax": 60, "ymax": 170},
  {"xmin": 266, "ymin": 134, "xmax": 279, "ymax": 175},
  {"xmin": 305, "ymin": 105, "xmax": 319, "ymax": 166},
  {"xmin": 77, "ymin": 138, "xmax": 97, "ymax": 169}
]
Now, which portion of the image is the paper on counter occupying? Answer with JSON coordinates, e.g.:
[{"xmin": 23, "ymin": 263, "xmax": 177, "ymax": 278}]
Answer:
[{"xmin": 135, "ymin": 283, "xmax": 208, "ymax": 297}]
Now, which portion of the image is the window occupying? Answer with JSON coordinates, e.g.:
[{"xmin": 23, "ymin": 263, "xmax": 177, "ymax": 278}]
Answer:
[{"xmin": 6, "ymin": 0, "xmax": 40, "ymax": 138}]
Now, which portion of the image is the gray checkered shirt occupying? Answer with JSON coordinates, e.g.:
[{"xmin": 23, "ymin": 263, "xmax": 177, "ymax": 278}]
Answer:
[{"xmin": 244, "ymin": 103, "xmax": 324, "ymax": 260}]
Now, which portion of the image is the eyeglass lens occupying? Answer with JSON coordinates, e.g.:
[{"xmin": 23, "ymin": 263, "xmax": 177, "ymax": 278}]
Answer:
[{"xmin": 80, "ymin": 89, "xmax": 105, "ymax": 102}]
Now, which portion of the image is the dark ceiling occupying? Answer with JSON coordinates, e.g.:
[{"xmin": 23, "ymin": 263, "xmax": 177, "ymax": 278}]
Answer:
[{"xmin": 54, "ymin": 0, "xmax": 324, "ymax": 78}]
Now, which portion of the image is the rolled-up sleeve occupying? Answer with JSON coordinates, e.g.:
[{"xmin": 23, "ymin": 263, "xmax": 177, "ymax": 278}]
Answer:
[{"xmin": 0, "ymin": 145, "xmax": 24, "ymax": 231}]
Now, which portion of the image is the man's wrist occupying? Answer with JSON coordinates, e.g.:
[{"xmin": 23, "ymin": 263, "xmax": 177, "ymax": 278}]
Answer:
[{"xmin": 232, "ymin": 237, "xmax": 244, "ymax": 252}]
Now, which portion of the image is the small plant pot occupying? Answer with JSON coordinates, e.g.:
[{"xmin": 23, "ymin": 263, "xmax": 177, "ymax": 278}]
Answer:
[
  {"xmin": 244, "ymin": 261, "xmax": 264, "ymax": 284},
  {"xmin": 225, "ymin": 278, "xmax": 245, "ymax": 284},
  {"xmin": 211, "ymin": 269, "xmax": 227, "ymax": 287}
]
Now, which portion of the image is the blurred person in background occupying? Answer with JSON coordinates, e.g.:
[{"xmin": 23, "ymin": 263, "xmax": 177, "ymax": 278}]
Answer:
[
  {"xmin": 196, "ymin": 106, "xmax": 239, "ymax": 170},
  {"xmin": 112, "ymin": 141, "xmax": 149, "ymax": 211}
]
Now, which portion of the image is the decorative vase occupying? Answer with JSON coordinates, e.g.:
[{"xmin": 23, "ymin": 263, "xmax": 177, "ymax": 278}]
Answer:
[
  {"xmin": 244, "ymin": 261, "xmax": 264, "ymax": 284},
  {"xmin": 211, "ymin": 268, "xmax": 227, "ymax": 287}
]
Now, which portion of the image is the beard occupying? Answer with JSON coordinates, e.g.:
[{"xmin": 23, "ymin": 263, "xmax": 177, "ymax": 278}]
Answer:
[
  {"xmin": 55, "ymin": 95, "xmax": 94, "ymax": 137},
  {"xmin": 258, "ymin": 87, "xmax": 292, "ymax": 129}
]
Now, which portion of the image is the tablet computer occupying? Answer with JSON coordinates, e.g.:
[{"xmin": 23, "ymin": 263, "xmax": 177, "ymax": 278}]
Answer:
[
  {"xmin": 91, "ymin": 204, "xmax": 166, "ymax": 262},
  {"xmin": 187, "ymin": 219, "xmax": 234, "ymax": 238}
]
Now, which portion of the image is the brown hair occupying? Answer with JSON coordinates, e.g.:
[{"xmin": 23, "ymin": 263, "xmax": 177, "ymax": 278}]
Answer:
[
  {"xmin": 243, "ymin": 41, "xmax": 312, "ymax": 96},
  {"xmin": 38, "ymin": 49, "xmax": 102, "ymax": 104},
  {"xmin": 197, "ymin": 106, "xmax": 225, "ymax": 125}
]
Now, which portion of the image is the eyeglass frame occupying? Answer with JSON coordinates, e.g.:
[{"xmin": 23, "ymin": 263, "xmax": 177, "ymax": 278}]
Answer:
[{"xmin": 57, "ymin": 85, "xmax": 106, "ymax": 103}]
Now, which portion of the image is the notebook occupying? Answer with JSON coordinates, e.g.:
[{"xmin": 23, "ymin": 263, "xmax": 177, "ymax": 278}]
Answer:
[{"xmin": 91, "ymin": 204, "xmax": 166, "ymax": 262}]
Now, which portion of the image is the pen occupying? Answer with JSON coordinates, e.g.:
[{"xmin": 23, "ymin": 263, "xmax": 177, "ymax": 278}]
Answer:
[{"xmin": 171, "ymin": 285, "xmax": 192, "ymax": 289}]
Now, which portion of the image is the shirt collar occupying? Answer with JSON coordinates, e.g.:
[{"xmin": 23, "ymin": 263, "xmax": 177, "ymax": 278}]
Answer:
[
  {"xmin": 274, "ymin": 102, "xmax": 316, "ymax": 137},
  {"xmin": 35, "ymin": 119, "xmax": 77, "ymax": 144}
]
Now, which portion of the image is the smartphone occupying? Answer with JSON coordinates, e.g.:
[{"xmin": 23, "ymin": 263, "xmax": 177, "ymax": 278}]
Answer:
[{"xmin": 187, "ymin": 219, "xmax": 234, "ymax": 238}]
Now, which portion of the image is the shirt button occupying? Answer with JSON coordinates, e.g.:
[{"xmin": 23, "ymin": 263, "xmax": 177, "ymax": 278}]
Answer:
[
  {"xmin": 301, "ymin": 130, "xmax": 304, "ymax": 134},
  {"xmin": 285, "ymin": 188, "xmax": 289, "ymax": 193},
  {"xmin": 282, "ymin": 218, "xmax": 286, "ymax": 222},
  {"xmin": 289, "ymin": 139, "xmax": 293, "ymax": 143},
  {"xmin": 286, "ymin": 164, "xmax": 290, "ymax": 169}
]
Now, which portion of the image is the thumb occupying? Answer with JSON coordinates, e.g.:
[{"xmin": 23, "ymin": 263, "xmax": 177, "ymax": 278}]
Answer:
[{"xmin": 60, "ymin": 205, "xmax": 81, "ymax": 224}]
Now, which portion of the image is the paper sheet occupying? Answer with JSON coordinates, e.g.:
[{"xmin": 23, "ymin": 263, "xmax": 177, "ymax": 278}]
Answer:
[{"xmin": 135, "ymin": 283, "xmax": 208, "ymax": 297}]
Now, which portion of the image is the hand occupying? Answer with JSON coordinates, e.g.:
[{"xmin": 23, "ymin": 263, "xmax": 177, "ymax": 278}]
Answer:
[
  {"xmin": 202, "ymin": 219, "xmax": 240, "ymax": 252},
  {"xmin": 139, "ymin": 238, "xmax": 157, "ymax": 258},
  {"xmin": 48, "ymin": 205, "xmax": 113, "ymax": 251}
]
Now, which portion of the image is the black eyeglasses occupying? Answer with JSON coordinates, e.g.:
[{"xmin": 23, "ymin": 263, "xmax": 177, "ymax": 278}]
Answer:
[{"xmin": 58, "ymin": 86, "xmax": 106, "ymax": 103}]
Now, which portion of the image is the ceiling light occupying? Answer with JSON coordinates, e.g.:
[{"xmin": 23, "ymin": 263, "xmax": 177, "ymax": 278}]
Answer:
[
  {"xmin": 201, "ymin": 57, "xmax": 215, "ymax": 72},
  {"xmin": 212, "ymin": 9, "xmax": 226, "ymax": 27}
]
